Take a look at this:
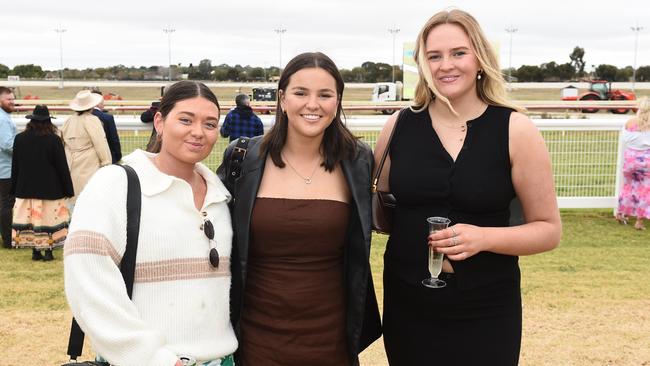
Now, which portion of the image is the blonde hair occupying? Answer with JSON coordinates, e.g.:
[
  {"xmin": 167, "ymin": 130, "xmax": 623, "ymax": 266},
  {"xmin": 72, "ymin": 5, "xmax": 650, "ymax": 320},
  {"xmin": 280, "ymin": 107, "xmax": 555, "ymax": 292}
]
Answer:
[
  {"xmin": 637, "ymin": 97, "xmax": 650, "ymax": 131},
  {"xmin": 412, "ymin": 9, "xmax": 524, "ymax": 114}
]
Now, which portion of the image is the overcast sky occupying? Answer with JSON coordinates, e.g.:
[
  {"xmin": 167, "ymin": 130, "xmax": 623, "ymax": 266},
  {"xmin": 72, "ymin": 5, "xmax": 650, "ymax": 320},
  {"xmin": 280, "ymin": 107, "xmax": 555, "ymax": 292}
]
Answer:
[{"xmin": 1, "ymin": 0, "xmax": 648, "ymax": 72}]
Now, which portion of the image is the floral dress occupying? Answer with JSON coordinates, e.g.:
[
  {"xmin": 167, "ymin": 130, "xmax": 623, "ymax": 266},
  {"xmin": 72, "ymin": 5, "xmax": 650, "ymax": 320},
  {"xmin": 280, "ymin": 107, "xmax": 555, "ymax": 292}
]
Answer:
[{"xmin": 617, "ymin": 126, "xmax": 650, "ymax": 219}]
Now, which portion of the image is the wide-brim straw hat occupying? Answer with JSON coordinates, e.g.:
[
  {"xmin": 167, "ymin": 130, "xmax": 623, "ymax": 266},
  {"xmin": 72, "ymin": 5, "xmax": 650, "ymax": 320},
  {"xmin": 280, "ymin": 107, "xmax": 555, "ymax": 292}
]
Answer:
[{"xmin": 69, "ymin": 90, "xmax": 103, "ymax": 111}]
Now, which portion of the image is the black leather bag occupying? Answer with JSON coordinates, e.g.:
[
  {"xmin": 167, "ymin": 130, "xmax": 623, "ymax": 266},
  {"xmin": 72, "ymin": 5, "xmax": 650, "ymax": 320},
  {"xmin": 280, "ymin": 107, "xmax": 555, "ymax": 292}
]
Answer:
[{"xmin": 371, "ymin": 109, "xmax": 405, "ymax": 234}]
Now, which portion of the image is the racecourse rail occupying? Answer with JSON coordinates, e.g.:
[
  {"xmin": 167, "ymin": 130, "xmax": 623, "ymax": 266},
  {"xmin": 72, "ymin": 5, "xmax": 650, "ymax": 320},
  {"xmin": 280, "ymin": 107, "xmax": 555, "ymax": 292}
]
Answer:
[
  {"xmin": 11, "ymin": 100, "xmax": 642, "ymax": 113},
  {"xmin": 12, "ymin": 115, "xmax": 627, "ymax": 210}
]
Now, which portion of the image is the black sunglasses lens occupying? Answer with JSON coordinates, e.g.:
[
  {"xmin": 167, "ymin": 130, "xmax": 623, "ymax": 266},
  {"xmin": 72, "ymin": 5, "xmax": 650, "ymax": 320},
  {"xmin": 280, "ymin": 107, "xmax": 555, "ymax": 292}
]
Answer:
[
  {"xmin": 203, "ymin": 220, "xmax": 214, "ymax": 240},
  {"xmin": 209, "ymin": 247, "xmax": 220, "ymax": 268}
]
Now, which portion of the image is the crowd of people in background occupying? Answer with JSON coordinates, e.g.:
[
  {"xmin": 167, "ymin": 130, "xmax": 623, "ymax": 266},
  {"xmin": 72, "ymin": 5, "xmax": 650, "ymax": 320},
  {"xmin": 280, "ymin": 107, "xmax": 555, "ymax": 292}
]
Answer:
[{"xmin": 0, "ymin": 7, "xmax": 648, "ymax": 365}]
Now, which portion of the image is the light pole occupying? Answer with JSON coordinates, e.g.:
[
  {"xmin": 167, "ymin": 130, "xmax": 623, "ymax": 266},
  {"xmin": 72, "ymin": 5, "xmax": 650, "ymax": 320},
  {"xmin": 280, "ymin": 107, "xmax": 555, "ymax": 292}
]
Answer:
[
  {"xmin": 388, "ymin": 27, "xmax": 400, "ymax": 83},
  {"xmin": 505, "ymin": 26, "xmax": 518, "ymax": 88},
  {"xmin": 274, "ymin": 27, "xmax": 287, "ymax": 71},
  {"xmin": 54, "ymin": 26, "xmax": 66, "ymax": 89},
  {"xmin": 631, "ymin": 25, "xmax": 643, "ymax": 92},
  {"xmin": 163, "ymin": 26, "xmax": 175, "ymax": 81}
]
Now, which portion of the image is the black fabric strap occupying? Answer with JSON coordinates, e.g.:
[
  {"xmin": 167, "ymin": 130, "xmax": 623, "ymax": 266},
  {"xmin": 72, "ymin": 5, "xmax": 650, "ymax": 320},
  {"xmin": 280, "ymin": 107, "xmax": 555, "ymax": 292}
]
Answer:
[
  {"xmin": 66, "ymin": 164, "xmax": 141, "ymax": 360},
  {"xmin": 227, "ymin": 137, "xmax": 250, "ymax": 187}
]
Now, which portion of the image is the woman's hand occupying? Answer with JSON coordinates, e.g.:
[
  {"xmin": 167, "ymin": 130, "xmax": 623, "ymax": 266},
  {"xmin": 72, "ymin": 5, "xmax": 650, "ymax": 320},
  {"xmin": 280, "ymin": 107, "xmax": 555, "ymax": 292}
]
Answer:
[{"xmin": 428, "ymin": 224, "xmax": 485, "ymax": 261}]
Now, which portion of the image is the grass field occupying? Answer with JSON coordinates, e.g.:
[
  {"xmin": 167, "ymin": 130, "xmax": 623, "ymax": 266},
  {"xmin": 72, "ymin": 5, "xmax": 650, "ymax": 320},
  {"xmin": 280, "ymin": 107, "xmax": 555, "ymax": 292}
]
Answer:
[{"xmin": 0, "ymin": 209, "xmax": 648, "ymax": 366}]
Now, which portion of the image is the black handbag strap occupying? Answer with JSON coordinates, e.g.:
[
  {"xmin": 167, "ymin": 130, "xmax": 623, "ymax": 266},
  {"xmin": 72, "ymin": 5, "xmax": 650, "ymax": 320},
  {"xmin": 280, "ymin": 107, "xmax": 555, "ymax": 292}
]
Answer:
[
  {"xmin": 372, "ymin": 108, "xmax": 407, "ymax": 193},
  {"xmin": 66, "ymin": 164, "xmax": 142, "ymax": 360},
  {"xmin": 227, "ymin": 137, "xmax": 250, "ymax": 187}
]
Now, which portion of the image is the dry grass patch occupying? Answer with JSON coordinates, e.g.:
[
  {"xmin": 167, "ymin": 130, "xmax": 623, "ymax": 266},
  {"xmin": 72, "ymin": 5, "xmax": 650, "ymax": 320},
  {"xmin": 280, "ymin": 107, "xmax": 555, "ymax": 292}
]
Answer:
[{"xmin": 1, "ymin": 210, "xmax": 648, "ymax": 365}]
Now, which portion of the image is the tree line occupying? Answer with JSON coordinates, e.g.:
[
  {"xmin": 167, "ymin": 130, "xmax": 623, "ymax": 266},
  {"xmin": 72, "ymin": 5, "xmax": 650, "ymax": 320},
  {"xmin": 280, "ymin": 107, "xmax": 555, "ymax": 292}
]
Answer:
[
  {"xmin": 1, "ymin": 47, "xmax": 647, "ymax": 83},
  {"xmin": 508, "ymin": 46, "xmax": 650, "ymax": 82},
  {"xmin": 0, "ymin": 59, "xmax": 402, "ymax": 83}
]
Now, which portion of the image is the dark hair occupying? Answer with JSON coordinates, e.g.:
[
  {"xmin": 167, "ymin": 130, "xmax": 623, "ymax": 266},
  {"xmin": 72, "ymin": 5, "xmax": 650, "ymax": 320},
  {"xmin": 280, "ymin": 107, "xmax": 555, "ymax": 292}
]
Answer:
[
  {"xmin": 261, "ymin": 52, "xmax": 357, "ymax": 172},
  {"xmin": 235, "ymin": 94, "xmax": 249, "ymax": 108},
  {"xmin": 0, "ymin": 86, "xmax": 13, "ymax": 95},
  {"xmin": 25, "ymin": 118, "xmax": 58, "ymax": 136},
  {"xmin": 148, "ymin": 81, "xmax": 221, "ymax": 153}
]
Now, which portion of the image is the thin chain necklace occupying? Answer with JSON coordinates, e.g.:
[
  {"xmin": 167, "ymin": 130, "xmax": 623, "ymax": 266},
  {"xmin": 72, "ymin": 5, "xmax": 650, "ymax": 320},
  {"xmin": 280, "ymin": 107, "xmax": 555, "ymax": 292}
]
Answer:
[{"xmin": 281, "ymin": 152, "xmax": 321, "ymax": 184}]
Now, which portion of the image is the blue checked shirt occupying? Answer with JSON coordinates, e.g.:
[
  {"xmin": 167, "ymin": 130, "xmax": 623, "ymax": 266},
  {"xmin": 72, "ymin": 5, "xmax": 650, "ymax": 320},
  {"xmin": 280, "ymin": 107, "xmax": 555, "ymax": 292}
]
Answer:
[{"xmin": 220, "ymin": 106, "xmax": 264, "ymax": 142}]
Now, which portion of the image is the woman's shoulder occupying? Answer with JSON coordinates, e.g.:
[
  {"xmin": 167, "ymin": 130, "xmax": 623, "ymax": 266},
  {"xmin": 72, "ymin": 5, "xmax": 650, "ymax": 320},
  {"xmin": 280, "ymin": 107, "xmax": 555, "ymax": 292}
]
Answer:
[{"xmin": 624, "ymin": 117, "xmax": 639, "ymax": 131}]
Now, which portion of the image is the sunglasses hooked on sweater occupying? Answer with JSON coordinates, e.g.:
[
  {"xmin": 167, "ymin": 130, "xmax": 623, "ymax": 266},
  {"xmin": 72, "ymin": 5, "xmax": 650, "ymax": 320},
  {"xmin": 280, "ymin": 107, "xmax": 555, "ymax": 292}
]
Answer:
[{"xmin": 202, "ymin": 219, "xmax": 219, "ymax": 268}]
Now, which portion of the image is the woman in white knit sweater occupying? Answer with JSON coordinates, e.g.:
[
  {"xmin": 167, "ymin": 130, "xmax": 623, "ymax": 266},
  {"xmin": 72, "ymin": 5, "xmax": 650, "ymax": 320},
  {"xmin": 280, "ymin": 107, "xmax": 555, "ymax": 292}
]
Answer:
[{"xmin": 64, "ymin": 81, "xmax": 237, "ymax": 366}]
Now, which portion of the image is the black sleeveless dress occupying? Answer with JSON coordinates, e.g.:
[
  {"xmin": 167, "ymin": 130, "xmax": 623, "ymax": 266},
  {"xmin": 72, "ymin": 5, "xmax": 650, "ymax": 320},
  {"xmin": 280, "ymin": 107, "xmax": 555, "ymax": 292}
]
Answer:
[{"xmin": 383, "ymin": 105, "xmax": 522, "ymax": 366}]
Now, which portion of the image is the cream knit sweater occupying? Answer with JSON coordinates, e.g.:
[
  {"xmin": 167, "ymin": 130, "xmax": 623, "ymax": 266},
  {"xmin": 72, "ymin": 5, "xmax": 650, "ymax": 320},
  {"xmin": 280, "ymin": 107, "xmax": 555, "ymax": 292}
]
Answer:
[{"xmin": 64, "ymin": 149, "xmax": 237, "ymax": 366}]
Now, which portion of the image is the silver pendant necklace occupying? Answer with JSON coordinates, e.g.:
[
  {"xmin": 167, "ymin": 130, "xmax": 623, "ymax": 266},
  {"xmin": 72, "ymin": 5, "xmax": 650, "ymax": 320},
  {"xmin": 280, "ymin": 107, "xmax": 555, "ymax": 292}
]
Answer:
[{"xmin": 282, "ymin": 153, "xmax": 321, "ymax": 184}]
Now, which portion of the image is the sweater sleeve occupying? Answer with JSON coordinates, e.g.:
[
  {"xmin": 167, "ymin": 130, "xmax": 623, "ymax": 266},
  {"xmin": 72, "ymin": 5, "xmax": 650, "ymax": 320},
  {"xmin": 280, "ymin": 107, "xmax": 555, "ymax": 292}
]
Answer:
[{"xmin": 64, "ymin": 166, "xmax": 178, "ymax": 366}]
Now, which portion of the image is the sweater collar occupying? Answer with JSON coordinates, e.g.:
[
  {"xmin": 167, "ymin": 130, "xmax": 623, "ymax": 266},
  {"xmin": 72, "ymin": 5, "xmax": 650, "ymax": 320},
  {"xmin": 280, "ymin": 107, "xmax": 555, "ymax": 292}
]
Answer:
[{"xmin": 122, "ymin": 149, "xmax": 231, "ymax": 205}]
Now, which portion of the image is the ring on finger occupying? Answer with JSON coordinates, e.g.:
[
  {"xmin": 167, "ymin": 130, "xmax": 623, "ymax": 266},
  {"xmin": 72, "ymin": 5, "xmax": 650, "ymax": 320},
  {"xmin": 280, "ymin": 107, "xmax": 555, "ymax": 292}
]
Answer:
[
  {"xmin": 450, "ymin": 227, "xmax": 458, "ymax": 237},
  {"xmin": 450, "ymin": 236, "xmax": 459, "ymax": 246}
]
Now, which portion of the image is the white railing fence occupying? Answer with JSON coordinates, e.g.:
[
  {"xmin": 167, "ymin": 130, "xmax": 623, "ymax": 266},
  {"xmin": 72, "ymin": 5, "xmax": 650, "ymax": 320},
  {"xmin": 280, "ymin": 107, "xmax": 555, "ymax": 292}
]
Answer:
[{"xmin": 14, "ymin": 116, "xmax": 627, "ymax": 209}]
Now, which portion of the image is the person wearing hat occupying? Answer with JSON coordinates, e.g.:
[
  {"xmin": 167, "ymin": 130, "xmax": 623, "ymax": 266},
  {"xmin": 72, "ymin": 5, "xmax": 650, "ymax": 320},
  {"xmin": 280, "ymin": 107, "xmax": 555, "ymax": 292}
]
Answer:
[
  {"xmin": 11, "ymin": 105, "xmax": 74, "ymax": 261},
  {"xmin": 61, "ymin": 90, "xmax": 111, "ymax": 206}
]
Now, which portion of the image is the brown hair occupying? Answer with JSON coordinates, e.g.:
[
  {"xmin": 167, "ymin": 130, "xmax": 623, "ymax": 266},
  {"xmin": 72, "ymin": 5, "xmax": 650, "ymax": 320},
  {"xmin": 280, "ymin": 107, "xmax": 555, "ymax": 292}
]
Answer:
[
  {"xmin": 147, "ymin": 80, "xmax": 220, "ymax": 153},
  {"xmin": 412, "ymin": 9, "xmax": 524, "ymax": 114},
  {"xmin": 260, "ymin": 52, "xmax": 357, "ymax": 172}
]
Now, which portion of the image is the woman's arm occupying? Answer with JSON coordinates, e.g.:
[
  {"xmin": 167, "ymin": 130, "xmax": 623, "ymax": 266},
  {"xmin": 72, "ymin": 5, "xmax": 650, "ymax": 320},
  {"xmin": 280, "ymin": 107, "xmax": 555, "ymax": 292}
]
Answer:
[
  {"xmin": 431, "ymin": 112, "xmax": 562, "ymax": 259},
  {"xmin": 372, "ymin": 111, "xmax": 400, "ymax": 191},
  {"xmin": 64, "ymin": 167, "xmax": 179, "ymax": 366}
]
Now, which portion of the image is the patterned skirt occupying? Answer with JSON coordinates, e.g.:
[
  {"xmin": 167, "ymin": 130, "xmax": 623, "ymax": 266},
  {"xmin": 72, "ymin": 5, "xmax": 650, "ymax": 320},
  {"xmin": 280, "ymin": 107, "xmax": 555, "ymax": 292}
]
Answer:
[
  {"xmin": 12, "ymin": 198, "xmax": 70, "ymax": 250},
  {"xmin": 617, "ymin": 148, "xmax": 650, "ymax": 219}
]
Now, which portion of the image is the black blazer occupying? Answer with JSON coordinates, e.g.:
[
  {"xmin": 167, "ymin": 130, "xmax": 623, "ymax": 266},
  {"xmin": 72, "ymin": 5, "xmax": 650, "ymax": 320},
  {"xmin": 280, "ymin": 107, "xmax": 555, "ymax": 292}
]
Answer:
[
  {"xmin": 10, "ymin": 131, "xmax": 74, "ymax": 199},
  {"xmin": 92, "ymin": 108, "xmax": 122, "ymax": 163},
  {"xmin": 217, "ymin": 136, "xmax": 382, "ymax": 365}
]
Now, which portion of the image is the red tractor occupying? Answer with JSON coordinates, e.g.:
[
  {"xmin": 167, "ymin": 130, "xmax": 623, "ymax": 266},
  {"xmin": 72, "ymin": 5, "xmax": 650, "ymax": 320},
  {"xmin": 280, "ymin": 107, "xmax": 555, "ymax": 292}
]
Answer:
[{"xmin": 571, "ymin": 80, "xmax": 636, "ymax": 114}]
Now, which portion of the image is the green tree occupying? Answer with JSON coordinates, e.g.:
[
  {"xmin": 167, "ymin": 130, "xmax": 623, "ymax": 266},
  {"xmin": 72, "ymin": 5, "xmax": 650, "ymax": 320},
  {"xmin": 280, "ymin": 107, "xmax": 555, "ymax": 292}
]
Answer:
[
  {"xmin": 541, "ymin": 61, "xmax": 559, "ymax": 81},
  {"xmin": 615, "ymin": 66, "xmax": 633, "ymax": 82},
  {"xmin": 557, "ymin": 63, "xmax": 576, "ymax": 81},
  {"xmin": 351, "ymin": 67, "xmax": 367, "ymax": 82},
  {"xmin": 0, "ymin": 64, "xmax": 9, "ymax": 78},
  {"xmin": 636, "ymin": 66, "xmax": 650, "ymax": 81},
  {"xmin": 569, "ymin": 47, "xmax": 586, "ymax": 77},
  {"xmin": 248, "ymin": 67, "xmax": 265, "ymax": 81},
  {"xmin": 514, "ymin": 65, "xmax": 543, "ymax": 82},
  {"xmin": 197, "ymin": 59, "xmax": 213, "ymax": 80},
  {"xmin": 12, "ymin": 64, "xmax": 45, "ymax": 78},
  {"xmin": 595, "ymin": 64, "xmax": 618, "ymax": 81}
]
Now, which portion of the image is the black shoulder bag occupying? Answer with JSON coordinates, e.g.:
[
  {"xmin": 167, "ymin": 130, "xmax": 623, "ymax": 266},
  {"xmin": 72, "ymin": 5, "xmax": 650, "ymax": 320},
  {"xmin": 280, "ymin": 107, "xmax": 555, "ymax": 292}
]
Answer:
[
  {"xmin": 62, "ymin": 164, "xmax": 141, "ymax": 366},
  {"xmin": 371, "ymin": 109, "xmax": 406, "ymax": 234},
  {"xmin": 226, "ymin": 137, "xmax": 250, "ymax": 190}
]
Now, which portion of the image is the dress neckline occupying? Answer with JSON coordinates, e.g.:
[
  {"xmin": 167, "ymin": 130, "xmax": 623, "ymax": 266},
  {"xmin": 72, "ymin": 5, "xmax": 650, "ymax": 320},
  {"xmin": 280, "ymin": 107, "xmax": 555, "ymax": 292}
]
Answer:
[
  {"xmin": 256, "ymin": 196, "xmax": 349, "ymax": 205},
  {"xmin": 425, "ymin": 104, "xmax": 492, "ymax": 164}
]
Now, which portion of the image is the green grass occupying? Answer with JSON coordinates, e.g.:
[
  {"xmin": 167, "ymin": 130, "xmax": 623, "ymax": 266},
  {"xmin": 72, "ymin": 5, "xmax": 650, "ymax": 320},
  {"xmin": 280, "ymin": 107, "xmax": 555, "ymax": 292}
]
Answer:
[{"xmin": 1, "ymin": 209, "xmax": 648, "ymax": 365}]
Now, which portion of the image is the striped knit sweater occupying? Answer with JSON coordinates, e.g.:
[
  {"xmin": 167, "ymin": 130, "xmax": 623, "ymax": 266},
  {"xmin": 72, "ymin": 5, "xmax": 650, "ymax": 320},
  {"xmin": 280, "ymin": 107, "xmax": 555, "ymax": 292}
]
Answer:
[{"xmin": 64, "ymin": 149, "xmax": 237, "ymax": 366}]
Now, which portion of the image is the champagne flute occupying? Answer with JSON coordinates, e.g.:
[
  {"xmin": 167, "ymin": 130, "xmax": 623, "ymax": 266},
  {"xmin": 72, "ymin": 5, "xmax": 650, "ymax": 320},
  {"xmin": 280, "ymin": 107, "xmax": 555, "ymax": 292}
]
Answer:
[{"xmin": 422, "ymin": 216, "xmax": 451, "ymax": 288}]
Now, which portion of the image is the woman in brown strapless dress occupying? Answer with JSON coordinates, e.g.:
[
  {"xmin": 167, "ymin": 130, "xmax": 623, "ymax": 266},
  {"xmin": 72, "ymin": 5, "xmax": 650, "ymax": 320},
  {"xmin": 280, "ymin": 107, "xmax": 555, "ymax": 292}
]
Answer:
[{"xmin": 218, "ymin": 52, "xmax": 382, "ymax": 366}]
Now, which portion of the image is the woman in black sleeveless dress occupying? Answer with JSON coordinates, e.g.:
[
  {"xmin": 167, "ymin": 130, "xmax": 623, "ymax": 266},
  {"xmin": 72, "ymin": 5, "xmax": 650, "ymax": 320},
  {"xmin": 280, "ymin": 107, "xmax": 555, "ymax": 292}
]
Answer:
[{"xmin": 374, "ymin": 9, "xmax": 562, "ymax": 365}]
